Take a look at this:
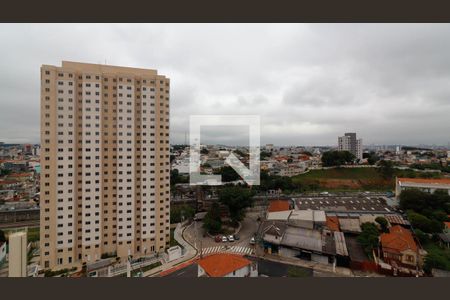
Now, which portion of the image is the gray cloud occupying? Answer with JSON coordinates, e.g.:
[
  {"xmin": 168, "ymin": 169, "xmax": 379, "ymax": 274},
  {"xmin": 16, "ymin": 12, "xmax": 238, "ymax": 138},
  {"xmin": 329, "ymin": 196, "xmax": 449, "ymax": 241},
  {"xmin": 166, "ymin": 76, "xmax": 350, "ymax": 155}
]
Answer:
[{"xmin": 0, "ymin": 24, "xmax": 449, "ymax": 146}]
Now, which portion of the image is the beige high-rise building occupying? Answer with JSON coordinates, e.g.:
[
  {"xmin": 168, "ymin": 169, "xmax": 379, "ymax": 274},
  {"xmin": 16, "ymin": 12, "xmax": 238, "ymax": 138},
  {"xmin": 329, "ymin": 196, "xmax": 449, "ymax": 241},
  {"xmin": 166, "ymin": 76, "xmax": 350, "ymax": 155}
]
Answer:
[
  {"xmin": 40, "ymin": 61, "xmax": 170, "ymax": 270},
  {"xmin": 8, "ymin": 231, "xmax": 27, "ymax": 277}
]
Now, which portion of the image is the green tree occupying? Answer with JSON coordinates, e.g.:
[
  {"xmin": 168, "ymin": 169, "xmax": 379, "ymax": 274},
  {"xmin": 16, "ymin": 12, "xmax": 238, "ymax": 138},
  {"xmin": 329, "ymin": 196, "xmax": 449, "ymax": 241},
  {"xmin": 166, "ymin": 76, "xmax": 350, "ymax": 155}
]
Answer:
[
  {"xmin": 260, "ymin": 151, "xmax": 272, "ymax": 160},
  {"xmin": 377, "ymin": 160, "xmax": 394, "ymax": 179},
  {"xmin": 357, "ymin": 223, "xmax": 380, "ymax": 258},
  {"xmin": 424, "ymin": 250, "xmax": 450, "ymax": 273},
  {"xmin": 170, "ymin": 205, "xmax": 195, "ymax": 224},
  {"xmin": 375, "ymin": 216, "xmax": 389, "ymax": 233},
  {"xmin": 0, "ymin": 229, "xmax": 5, "ymax": 243},
  {"xmin": 407, "ymin": 210, "xmax": 443, "ymax": 233},
  {"xmin": 363, "ymin": 152, "xmax": 380, "ymax": 165},
  {"xmin": 400, "ymin": 189, "xmax": 430, "ymax": 212},
  {"xmin": 413, "ymin": 229, "xmax": 429, "ymax": 244},
  {"xmin": 214, "ymin": 166, "xmax": 241, "ymax": 182},
  {"xmin": 200, "ymin": 148, "xmax": 209, "ymax": 155},
  {"xmin": 218, "ymin": 186, "xmax": 255, "ymax": 225},
  {"xmin": 321, "ymin": 151, "xmax": 355, "ymax": 167},
  {"xmin": 0, "ymin": 169, "xmax": 12, "ymax": 176},
  {"xmin": 203, "ymin": 202, "xmax": 222, "ymax": 234},
  {"xmin": 170, "ymin": 169, "xmax": 189, "ymax": 185},
  {"xmin": 400, "ymin": 189, "xmax": 450, "ymax": 225}
]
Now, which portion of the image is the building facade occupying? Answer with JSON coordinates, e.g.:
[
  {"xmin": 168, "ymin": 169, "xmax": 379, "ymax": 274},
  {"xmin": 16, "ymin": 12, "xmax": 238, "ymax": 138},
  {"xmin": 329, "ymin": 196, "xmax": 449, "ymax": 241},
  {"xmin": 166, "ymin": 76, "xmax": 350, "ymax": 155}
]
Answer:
[
  {"xmin": 40, "ymin": 61, "xmax": 170, "ymax": 270},
  {"xmin": 395, "ymin": 177, "xmax": 450, "ymax": 198},
  {"xmin": 338, "ymin": 132, "xmax": 363, "ymax": 160}
]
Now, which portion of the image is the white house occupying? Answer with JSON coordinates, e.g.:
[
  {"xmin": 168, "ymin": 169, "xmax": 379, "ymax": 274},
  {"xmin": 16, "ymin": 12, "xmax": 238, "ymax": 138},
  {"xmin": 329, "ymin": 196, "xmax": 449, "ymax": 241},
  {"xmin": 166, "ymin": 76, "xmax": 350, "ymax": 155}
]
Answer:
[{"xmin": 197, "ymin": 253, "xmax": 258, "ymax": 277}]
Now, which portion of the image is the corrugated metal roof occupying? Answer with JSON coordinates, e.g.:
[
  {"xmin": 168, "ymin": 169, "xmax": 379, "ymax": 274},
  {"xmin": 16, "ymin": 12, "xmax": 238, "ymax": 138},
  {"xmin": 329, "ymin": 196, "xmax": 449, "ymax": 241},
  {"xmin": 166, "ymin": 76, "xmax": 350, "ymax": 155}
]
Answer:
[
  {"xmin": 334, "ymin": 231, "xmax": 348, "ymax": 256},
  {"xmin": 281, "ymin": 226, "xmax": 323, "ymax": 252}
]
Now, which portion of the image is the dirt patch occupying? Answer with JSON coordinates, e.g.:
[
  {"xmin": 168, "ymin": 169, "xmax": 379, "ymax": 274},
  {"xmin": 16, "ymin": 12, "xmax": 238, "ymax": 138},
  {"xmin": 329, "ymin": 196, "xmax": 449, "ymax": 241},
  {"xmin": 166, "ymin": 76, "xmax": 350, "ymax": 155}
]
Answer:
[{"xmin": 319, "ymin": 179, "xmax": 361, "ymax": 189}]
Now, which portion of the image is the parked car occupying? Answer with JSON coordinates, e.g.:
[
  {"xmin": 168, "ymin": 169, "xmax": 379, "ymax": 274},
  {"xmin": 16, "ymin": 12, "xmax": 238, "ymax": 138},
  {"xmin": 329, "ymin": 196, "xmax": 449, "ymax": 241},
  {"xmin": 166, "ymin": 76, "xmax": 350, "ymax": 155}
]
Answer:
[
  {"xmin": 250, "ymin": 237, "xmax": 256, "ymax": 245},
  {"xmin": 228, "ymin": 235, "xmax": 234, "ymax": 242},
  {"xmin": 233, "ymin": 234, "xmax": 240, "ymax": 240},
  {"xmin": 215, "ymin": 235, "xmax": 222, "ymax": 243},
  {"xmin": 222, "ymin": 236, "xmax": 228, "ymax": 242}
]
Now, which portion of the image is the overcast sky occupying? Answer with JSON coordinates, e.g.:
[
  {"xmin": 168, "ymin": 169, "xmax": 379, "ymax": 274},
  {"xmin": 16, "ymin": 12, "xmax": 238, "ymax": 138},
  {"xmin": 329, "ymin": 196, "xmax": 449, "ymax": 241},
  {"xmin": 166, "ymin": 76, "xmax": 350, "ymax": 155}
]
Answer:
[{"xmin": 0, "ymin": 24, "xmax": 449, "ymax": 146}]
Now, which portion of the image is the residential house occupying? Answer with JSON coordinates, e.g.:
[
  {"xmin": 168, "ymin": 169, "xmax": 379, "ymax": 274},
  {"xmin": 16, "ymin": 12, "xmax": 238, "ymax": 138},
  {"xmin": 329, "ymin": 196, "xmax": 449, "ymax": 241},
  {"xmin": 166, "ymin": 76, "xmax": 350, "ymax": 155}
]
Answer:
[
  {"xmin": 380, "ymin": 225, "xmax": 427, "ymax": 269},
  {"xmin": 197, "ymin": 253, "xmax": 258, "ymax": 277}
]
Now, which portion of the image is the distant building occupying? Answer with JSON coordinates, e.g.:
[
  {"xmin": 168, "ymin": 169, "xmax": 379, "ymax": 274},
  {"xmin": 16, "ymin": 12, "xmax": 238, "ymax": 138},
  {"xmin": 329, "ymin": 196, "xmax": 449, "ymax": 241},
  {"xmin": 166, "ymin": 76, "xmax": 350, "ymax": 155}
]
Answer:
[
  {"xmin": 265, "ymin": 144, "xmax": 274, "ymax": 152},
  {"xmin": 395, "ymin": 177, "xmax": 450, "ymax": 198},
  {"xmin": 0, "ymin": 241, "xmax": 6, "ymax": 265},
  {"xmin": 338, "ymin": 132, "xmax": 363, "ymax": 160},
  {"xmin": 267, "ymin": 200, "xmax": 292, "ymax": 213},
  {"xmin": 33, "ymin": 145, "xmax": 40, "ymax": 156},
  {"xmin": 197, "ymin": 253, "xmax": 258, "ymax": 277},
  {"xmin": 8, "ymin": 231, "xmax": 27, "ymax": 277},
  {"xmin": 23, "ymin": 144, "xmax": 33, "ymax": 156},
  {"xmin": 278, "ymin": 164, "xmax": 305, "ymax": 177}
]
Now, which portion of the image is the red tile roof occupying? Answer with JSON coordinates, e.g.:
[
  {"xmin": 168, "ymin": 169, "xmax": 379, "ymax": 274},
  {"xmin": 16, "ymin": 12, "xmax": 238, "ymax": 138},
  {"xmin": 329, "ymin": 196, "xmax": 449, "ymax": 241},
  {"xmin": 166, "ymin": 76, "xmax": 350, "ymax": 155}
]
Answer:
[
  {"xmin": 8, "ymin": 173, "xmax": 33, "ymax": 177},
  {"xmin": 397, "ymin": 177, "xmax": 450, "ymax": 185},
  {"xmin": 444, "ymin": 222, "xmax": 450, "ymax": 229},
  {"xmin": 380, "ymin": 225, "xmax": 417, "ymax": 253},
  {"xmin": 198, "ymin": 253, "xmax": 250, "ymax": 277},
  {"xmin": 268, "ymin": 200, "xmax": 290, "ymax": 212},
  {"xmin": 0, "ymin": 180, "xmax": 19, "ymax": 185},
  {"xmin": 326, "ymin": 216, "xmax": 340, "ymax": 232}
]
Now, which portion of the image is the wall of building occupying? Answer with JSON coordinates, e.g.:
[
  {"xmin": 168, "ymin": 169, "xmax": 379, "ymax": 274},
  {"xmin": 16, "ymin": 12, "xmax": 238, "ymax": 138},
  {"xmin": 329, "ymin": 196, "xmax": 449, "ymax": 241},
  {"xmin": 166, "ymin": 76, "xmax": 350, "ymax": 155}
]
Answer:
[{"xmin": 40, "ymin": 62, "xmax": 170, "ymax": 270}]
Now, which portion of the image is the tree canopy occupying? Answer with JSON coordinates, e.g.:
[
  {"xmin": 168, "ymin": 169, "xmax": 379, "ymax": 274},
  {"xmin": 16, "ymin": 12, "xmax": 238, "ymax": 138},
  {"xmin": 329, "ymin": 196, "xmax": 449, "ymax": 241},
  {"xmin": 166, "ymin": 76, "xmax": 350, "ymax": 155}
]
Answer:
[
  {"xmin": 377, "ymin": 160, "xmax": 395, "ymax": 179},
  {"xmin": 400, "ymin": 189, "xmax": 449, "ymax": 233},
  {"xmin": 0, "ymin": 229, "xmax": 5, "ymax": 243},
  {"xmin": 357, "ymin": 222, "xmax": 380, "ymax": 258},
  {"xmin": 321, "ymin": 151, "xmax": 355, "ymax": 167},
  {"xmin": 363, "ymin": 152, "xmax": 380, "ymax": 165},
  {"xmin": 170, "ymin": 205, "xmax": 195, "ymax": 224},
  {"xmin": 214, "ymin": 166, "xmax": 241, "ymax": 182},
  {"xmin": 218, "ymin": 186, "xmax": 255, "ymax": 224},
  {"xmin": 203, "ymin": 202, "xmax": 222, "ymax": 234},
  {"xmin": 375, "ymin": 216, "xmax": 389, "ymax": 233}
]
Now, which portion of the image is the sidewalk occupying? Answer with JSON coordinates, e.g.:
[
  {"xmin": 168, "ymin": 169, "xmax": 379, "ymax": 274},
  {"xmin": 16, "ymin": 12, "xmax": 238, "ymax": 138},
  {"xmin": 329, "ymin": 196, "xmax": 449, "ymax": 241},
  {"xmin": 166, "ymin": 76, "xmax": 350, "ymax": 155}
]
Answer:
[
  {"xmin": 261, "ymin": 253, "xmax": 354, "ymax": 277},
  {"xmin": 143, "ymin": 222, "xmax": 198, "ymax": 277}
]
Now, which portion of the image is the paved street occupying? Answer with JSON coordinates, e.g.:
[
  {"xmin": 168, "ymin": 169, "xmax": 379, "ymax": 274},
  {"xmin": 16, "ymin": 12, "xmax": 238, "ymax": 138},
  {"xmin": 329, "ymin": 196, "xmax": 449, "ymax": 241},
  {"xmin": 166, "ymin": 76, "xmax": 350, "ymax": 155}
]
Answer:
[
  {"xmin": 183, "ymin": 210, "xmax": 261, "ymax": 250},
  {"xmin": 200, "ymin": 245, "xmax": 253, "ymax": 256},
  {"xmin": 165, "ymin": 263, "xmax": 198, "ymax": 278},
  {"xmin": 247, "ymin": 256, "xmax": 313, "ymax": 277}
]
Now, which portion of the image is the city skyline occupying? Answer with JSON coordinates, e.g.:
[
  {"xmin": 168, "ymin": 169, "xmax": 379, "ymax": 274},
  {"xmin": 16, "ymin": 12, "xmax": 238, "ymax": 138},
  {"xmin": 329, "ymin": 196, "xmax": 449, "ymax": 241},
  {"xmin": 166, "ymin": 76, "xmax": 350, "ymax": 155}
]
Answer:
[{"xmin": 1, "ymin": 24, "xmax": 450, "ymax": 146}]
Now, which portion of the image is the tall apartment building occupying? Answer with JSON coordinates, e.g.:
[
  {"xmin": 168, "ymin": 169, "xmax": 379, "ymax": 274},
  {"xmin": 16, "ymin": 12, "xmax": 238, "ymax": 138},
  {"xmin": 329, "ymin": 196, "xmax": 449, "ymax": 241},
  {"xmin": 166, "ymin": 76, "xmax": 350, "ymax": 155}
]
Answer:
[
  {"xmin": 40, "ymin": 61, "xmax": 170, "ymax": 270},
  {"xmin": 338, "ymin": 132, "xmax": 363, "ymax": 160}
]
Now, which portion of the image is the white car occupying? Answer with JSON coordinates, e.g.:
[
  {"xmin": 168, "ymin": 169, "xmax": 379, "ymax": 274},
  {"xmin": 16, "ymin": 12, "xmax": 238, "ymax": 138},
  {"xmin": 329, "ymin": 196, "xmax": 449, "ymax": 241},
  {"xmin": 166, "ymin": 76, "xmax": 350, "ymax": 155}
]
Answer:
[
  {"xmin": 228, "ymin": 235, "xmax": 234, "ymax": 242},
  {"xmin": 222, "ymin": 236, "xmax": 228, "ymax": 242},
  {"xmin": 250, "ymin": 237, "xmax": 256, "ymax": 245}
]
